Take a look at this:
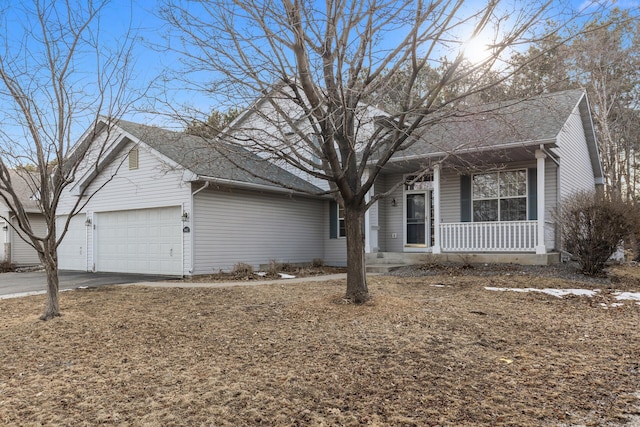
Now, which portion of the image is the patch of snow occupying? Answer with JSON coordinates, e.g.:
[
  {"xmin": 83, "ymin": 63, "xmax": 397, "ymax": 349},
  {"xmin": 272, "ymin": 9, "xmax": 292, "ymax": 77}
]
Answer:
[
  {"xmin": 255, "ymin": 272, "xmax": 267, "ymax": 277},
  {"xmin": 278, "ymin": 273, "xmax": 296, "ymax": 279},
  {"xmin": 485, "ymin": 287, "xmax": 599, "ymax": 298},
  {"xmin": 614, "ymin": 292, "xmax": 640, "ymax": 301},
  {"xmin": 485, "ymin": 287, "xmax": 530, "ymax": 293},
  {"xmin": 430, "ymin": 284, "xmax": 446, "ymax": 288}
]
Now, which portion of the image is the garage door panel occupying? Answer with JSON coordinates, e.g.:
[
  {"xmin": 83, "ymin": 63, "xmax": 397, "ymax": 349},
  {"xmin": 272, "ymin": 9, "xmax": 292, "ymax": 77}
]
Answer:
[
  {"xmin": 56, "ymin": 215, "xmax": 87, "ymax": 271},
  {"xmin": 96, "ymin": 206, "xmax": 182, "ymax": 276}
]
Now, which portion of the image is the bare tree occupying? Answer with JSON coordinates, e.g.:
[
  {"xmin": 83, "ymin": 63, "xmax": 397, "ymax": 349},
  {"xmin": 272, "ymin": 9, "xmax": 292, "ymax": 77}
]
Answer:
[
  {"xmin": 161, "ymin": 0, "xmax": 592, "ymax": 303},
  {"xmin": 570, "ymin": 10, "xmax": 640, "ymax": 201},
  {"xmin": 0, "ymin": 0, "xmax": 138, "ymax": 320}
]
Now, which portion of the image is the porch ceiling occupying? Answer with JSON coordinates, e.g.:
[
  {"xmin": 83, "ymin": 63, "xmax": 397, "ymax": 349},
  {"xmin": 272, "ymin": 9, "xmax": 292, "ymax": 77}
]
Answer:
[{"xmin": 382, "ymin": 143, "xmax": 557, "ymax": 174}]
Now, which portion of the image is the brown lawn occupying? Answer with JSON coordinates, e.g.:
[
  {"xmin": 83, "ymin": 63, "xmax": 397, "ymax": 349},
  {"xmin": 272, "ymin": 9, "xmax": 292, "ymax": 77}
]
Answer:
[{"xmin": 0, "ymin": 265, "xmax": 639, "ymax": 426}]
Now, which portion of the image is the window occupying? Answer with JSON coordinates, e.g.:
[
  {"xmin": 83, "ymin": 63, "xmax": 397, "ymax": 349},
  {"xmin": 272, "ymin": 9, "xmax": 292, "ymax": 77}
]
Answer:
[
  {"xmin": 405, "ymin": 174, "xmax": 433, "ymax": 191},
  {"xmin": 128, "ymin": 148, "xmax": 139, "ymax": 170},
  {"xmin": 337, "ymin": 204, "xmax": 346, "ymax": 238},
  {"xmin": 329, "ymin": 200, "xmax": 346, "ymax": 239},
  {"xmin": 472, "ymin": 170, "xmax": 526, "ymax": 221}
]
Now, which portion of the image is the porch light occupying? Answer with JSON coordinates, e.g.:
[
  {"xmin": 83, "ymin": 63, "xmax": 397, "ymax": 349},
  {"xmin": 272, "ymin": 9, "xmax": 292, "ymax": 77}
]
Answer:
[
  {"xmin": 391, "ymin": 198, "xmax": 397, "ymax": 207},
  {"xmin": 1, "ymin": 225, "xmax": 7, "ymax": 231},
  {"xmin": 181, "ymin": 211, "xmax": 189, "ymax": 222},
  {"xmin": 84, "ymin": 218, "xmax": 92, "ymax": 226}
]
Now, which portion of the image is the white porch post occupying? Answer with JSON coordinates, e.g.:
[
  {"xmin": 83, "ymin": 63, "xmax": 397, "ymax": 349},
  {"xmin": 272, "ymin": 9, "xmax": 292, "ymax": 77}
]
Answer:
[
  {"xmin": 535, "ymin": 149, "xmax": 546, "ymax": 254},
  {"xmin": 432, "ymin": 164, "xmax": 442, "ymax": 254}
]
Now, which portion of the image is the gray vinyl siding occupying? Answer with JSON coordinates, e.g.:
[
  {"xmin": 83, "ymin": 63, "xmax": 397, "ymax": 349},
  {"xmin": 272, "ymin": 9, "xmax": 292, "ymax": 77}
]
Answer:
[
  {"xmin": 373, "ymin": 176, "xmax": 387, "ymax": 252},
  {"xmin": 58, "ymin": 140, "xmax": 192, "ymax": 275},
  {"xmin": 323, "ymin": 200, "xmax": 347, "ymax": 266},
  {"xmin": 544, "ymin": 160, "xmax": 558, "ymax": 250},
  {"xmin": 11, "ymin": 214, "xmax": 46, "ymax": 265},
  {"xmin": 378, "ymin": 173, "xmax": 404, "ymax": 252},
  {"xmin": 554, "ymin": 108, "xmax": 597, "ymax": 200},
  {"xmin": 193, "ymin": 187, "xmax": 326, "ymax": 273},
  {"xmin": 0, "ymin": 219, "xmax": 5, "ymax": 261},
  {"xmin": 440, "ymin": 169, "xmax": 460, "ymax": 223}
]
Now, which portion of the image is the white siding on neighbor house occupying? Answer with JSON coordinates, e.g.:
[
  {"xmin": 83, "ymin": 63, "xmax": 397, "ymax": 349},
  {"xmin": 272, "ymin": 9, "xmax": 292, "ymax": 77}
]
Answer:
[
  {"xmin": 57, "ymin": 140, "xmax": 192, "ymax": 275},
  {"xmin": 554, "ymin": 108, "xmax": 596, "ymax": 200},
  {"xmin": 193, "ymin": 187, "xmax": 326, "ymax": 273},
  {"xmin": 11, "ymin": 214, "xmax": 46, "ymax": 265}
]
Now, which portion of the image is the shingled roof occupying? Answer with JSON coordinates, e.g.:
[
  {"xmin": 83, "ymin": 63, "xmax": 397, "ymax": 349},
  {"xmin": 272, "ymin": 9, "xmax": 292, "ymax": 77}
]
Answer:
[
  {"xmin": 0, "ymin": 169, "xmax": 41, "ymax": 213},
  {"xmin": 115, "ymin": 120, "xmax": 322, "ymax": 194},
  {"xmin": 394, "ymin": 89, "xmax": 589, "ymax": 159}
]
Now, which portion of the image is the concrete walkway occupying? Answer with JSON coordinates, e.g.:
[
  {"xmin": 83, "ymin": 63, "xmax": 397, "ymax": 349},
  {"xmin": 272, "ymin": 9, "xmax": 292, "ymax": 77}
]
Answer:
[{"xmin": 128, "ymin": 273, "xmax": 348, "ymax": 289}]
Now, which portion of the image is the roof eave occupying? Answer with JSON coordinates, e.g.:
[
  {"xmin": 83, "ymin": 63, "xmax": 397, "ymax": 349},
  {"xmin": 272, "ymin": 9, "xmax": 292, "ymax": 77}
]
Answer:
[
  {"xmin": 386, "ymin": 138, "xmax": 558, "ymax": 164},
  {"xmin": 195, "ymin": 175, "xmax": 322, "ymax": 197}
]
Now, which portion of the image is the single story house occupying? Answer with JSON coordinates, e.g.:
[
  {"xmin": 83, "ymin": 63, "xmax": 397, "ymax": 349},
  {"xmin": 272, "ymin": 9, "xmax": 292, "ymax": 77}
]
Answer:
[
  {"xmin": 1, "ymin": 170, "xmax": 48, "ymax": 266},
  {"xmin": 56, "ymin": 88, "xmax": 602, "ymax": 275}
]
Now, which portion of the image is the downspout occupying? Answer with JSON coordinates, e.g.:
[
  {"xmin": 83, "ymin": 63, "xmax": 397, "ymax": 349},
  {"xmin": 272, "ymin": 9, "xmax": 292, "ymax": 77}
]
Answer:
[
  {"xmin": 190, "ymin": 181, "xmax": 210, "ymax": 275},
  {"xmin": 541, "ymin": 145, "xmax": 561, "ymax": 252}
]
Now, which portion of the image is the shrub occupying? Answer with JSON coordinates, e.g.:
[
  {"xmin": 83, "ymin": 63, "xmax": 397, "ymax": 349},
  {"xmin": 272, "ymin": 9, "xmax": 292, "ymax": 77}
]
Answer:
[
  {"xmin": 0, "ymin": 260, "xmax": 15, "ymax": 273},
  {"xmin": 232, "ymin": 262, "xmax": 254, "ymax": 276},
  {"xmin": 558, "ymin": 192, "xmax": 632, "ymax": 275}
]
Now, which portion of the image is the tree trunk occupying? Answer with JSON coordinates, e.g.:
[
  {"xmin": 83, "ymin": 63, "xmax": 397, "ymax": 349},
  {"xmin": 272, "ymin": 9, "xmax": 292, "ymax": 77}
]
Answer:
[
  {"xmin": 40, "ymin": 256, "xmax": 61, "ymax": 321},
  {"xmin": 344, "ymin": 205, "xmax": 369, "ymax": 303}
]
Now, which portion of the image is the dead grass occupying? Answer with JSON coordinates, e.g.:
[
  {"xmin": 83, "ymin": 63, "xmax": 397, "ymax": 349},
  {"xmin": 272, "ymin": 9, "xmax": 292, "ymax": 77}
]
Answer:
[{"xmin": 0, "ymin": 265, "xmax": 639, "ymax": 426}]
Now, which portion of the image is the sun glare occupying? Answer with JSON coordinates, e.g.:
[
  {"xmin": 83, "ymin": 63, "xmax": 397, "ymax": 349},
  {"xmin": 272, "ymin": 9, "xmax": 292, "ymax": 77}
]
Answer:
[{"xmin": 462, "ymin": 36, "xmax": 493, "ymax": 65}]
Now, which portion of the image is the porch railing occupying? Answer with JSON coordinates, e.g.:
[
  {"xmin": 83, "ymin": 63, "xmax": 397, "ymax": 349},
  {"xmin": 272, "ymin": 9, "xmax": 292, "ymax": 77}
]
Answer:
[{"xmin": 440, "ymin": 221, "xmax": 538, "ymax": 252}]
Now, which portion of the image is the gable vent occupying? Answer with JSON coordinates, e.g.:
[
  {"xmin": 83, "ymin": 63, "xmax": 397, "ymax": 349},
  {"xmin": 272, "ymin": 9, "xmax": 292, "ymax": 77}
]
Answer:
[{"xmin": 128, "ymin": 148, "xmax": 139, "ymax": 170}]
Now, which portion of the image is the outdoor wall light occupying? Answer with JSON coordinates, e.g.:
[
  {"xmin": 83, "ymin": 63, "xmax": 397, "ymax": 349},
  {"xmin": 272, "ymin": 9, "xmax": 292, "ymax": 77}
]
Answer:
[
  {"xmin": 181, "ymin": 211, "xmax": 189, "ymax": 222},
  {"xmin": 391, "ymin": 198, "xmax": 397, "ymax": 207},
  {"xmin": 84, "ymin": 218, "xmax": 92, "ymax": 226},
  {"xmin": 1, "ymin": 225, "xmax": 7, "ymax": 231}
]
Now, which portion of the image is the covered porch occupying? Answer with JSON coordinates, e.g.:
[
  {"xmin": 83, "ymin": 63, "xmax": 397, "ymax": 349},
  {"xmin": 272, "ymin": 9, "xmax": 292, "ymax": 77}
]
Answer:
[{"xmin": 364, "ymin": 146, "xmax": 560, "ymax": 268}]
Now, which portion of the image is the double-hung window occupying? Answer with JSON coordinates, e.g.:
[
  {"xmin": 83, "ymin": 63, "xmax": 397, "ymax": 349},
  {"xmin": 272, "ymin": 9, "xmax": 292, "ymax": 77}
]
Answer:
[
  {"xmin": 472, "ymin": 170, "xmax": 527, "ymax": 221},
  {"xmin": 337, "ymin": 204, "xmax": 346, "ymax": 238}
]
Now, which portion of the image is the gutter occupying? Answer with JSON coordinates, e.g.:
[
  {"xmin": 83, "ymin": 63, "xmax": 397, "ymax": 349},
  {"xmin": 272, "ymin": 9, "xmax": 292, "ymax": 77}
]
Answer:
[
  {"xmin": 385, "ymin": 138, "xmax": 558, "ymax": 164},
  {"xmin": 196, "ymin": 175, "xmax": 321, "ymax": 198}
]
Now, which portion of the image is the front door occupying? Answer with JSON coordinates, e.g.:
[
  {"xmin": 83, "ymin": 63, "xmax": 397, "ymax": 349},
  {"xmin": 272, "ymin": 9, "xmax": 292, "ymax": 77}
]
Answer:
[{"xmin": 405, "ymin": 191, "xmax": 433, "ymax": 248}]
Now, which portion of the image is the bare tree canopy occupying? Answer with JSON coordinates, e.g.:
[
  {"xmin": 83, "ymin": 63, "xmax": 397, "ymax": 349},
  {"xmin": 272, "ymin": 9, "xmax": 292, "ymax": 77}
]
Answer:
[
  {"xmin": 160, "ymin": 0, "xmax": 602, "ymax": 302},
  {"xmin": 0, "ymin": 0, "xmax": 139, "ymax": 320}
]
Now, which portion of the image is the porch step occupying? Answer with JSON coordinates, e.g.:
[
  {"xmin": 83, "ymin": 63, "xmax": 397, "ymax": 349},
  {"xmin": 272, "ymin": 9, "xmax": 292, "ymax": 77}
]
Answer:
[{"xmin": 366, "ymin": 263, "xmax": 407, "ymax": 273}]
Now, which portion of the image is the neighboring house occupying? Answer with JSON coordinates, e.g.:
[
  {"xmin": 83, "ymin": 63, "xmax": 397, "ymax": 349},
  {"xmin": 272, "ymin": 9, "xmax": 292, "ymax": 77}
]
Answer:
[
  {"xmin": 0, "ymin": 170, "xmax": 47, "ymax": 266},
  {"xmin": 56, "ymin": 88, "xmax": 602, "ymax": 275}
]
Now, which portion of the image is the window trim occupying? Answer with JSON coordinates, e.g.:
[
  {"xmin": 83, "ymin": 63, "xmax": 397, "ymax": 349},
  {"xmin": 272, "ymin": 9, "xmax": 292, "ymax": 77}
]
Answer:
[
  {"xmin": 337, "ymin": 203, "xmax": 346, "ymax": 238},
  {"xmin": 471, "ymin": 169, "xmax": 528, "ymax": 222}
]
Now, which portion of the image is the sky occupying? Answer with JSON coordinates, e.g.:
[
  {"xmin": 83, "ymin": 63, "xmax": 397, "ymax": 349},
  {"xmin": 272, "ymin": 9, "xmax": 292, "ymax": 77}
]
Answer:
[{"xmin": 0, "ymin": 0, "xmax": 637, "ymax": 150}]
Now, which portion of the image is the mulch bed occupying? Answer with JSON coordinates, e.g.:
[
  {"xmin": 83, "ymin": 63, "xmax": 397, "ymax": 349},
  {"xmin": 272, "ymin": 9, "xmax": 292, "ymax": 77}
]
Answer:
[{"xmin": 0, "ymin": 264, "xmax": 638, "ymax": 426}]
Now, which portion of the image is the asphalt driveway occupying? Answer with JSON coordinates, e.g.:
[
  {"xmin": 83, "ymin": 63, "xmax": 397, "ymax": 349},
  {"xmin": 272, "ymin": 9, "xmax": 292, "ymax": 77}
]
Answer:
[{"xmin": 0, "ymin": 270, "xmax": 172, "ymax": 298}]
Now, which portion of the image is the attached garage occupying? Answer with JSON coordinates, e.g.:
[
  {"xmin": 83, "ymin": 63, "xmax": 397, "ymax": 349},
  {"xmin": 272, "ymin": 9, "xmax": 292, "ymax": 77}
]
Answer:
[
  {"xmin": 56, "ymin": 214, "xmax": 87, "ymax": 271},
  {"xmin": 95, "ymin": 206, "xmax": 183, "ymax": 276}
]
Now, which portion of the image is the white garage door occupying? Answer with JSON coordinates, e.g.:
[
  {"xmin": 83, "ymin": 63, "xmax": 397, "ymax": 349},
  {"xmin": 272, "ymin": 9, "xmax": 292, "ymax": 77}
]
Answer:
[
  {"xmin": 56, "ymin": 214, "xmax": 87, "ymax": 271},
  {"xmin": 96, "ymin": 206, "xmax": 183, "ymax": 275}
]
